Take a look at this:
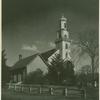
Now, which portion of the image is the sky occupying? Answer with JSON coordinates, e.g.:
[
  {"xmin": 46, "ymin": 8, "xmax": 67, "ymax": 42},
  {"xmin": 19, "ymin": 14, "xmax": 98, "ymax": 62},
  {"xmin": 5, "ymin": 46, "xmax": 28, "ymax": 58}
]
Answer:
[{"xmin": 2, "ymin": 0, "xmax": 99, "ymax": 66}]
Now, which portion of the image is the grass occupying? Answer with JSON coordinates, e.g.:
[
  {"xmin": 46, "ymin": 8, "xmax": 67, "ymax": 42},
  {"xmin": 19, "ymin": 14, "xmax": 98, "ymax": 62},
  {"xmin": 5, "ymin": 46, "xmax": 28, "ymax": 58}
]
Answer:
[
  {"xmin": 85, "ymin": 87, "xmax": 99, "ymax": 100},
  {"xmin": 1, "ymin": 89, "xmax": 69, "ymax": 100},
  {"xmin": 2, "ymin": 87, "xmax": 99, "ymax": 100}
]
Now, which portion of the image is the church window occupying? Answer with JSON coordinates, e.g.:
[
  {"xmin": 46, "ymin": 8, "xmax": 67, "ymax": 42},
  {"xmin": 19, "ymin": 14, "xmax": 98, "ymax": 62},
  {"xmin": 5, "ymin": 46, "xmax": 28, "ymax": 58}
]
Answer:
[
  {"xmin": 59, "ymin": 33, "xmax": 61, "ymax": 38},
  {"xmin": 64, "ymin": 23, "xmax": 66, "ymax": 28},
  {"xmin": 66, "ymin": 52, "xmax": 68, "ymax": 57},
  {"xmin": 66, "ymin": 44, "xmax": 68, "ymax": 49},
  {"xmin": 18, "ymin": 74, "xmax": 21, "ymax": 82},
  {"xmin": 64, "ymin": 34, "xmax": 67, "ymax": 38},
  {"xmin": 14, "ymin": 75, "xmax": 17, "ymax": 82}
]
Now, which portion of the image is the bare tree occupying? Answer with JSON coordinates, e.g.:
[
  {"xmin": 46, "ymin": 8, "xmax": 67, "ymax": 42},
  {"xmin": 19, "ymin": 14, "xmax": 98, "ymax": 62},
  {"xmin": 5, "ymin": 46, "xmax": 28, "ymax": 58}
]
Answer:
[
  {"xmin": 77, "ymin": 29, "xmax": 99, "ymax": 86},
  {"xmin": 2, "ymin": 49, "xmax": 11, "ymax": 85}
]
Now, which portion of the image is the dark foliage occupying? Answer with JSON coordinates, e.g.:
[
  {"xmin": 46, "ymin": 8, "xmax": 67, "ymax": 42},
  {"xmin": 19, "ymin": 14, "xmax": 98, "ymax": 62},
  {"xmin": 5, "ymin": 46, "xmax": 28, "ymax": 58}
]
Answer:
[
  {"xmin": 2, "ymin": 49, "xmax": 11, "ymax": 85},
  {"xmin": 76, "ymin": 72, "xmax": 99, "ymax": 88},
  {"xmin": 47, "ymin": 54, "xmax": 75, "ymax": 85},
  {"xmin": 23, "ymin": 69, "xmax": 47, "ymax": 84},
  {"xmin": 62, "ymin": 61, "xmax": 75, "ymax": 85}
]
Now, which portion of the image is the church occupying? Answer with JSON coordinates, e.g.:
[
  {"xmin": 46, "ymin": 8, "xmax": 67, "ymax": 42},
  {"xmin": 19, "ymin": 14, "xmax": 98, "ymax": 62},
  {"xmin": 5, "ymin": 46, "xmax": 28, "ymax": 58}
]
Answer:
[{"xmin": 11, "ymin": 16, "xmax": 72, "ymax": 83}]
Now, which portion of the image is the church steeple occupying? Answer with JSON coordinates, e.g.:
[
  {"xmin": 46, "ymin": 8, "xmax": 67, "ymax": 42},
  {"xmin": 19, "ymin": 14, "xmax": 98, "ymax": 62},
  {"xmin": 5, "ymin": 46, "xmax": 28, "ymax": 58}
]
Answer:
[
  {"xmin": 60, "ymin": 15, "xmax": 67, "ymax": 30},
  {"xmin": 55, "ymin": 15, "xmax": 71, "ymax": 61}
]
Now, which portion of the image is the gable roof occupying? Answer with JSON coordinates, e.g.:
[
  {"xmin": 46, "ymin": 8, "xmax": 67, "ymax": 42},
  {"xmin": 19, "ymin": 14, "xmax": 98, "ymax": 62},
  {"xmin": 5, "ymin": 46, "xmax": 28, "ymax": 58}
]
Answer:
[{"xmin": 11, "ymin": 49, "xmax": 57, "ymax": 70}]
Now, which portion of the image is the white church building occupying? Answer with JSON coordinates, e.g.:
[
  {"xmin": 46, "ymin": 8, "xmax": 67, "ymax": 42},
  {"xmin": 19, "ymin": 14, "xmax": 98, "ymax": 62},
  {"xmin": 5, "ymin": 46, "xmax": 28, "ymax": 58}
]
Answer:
[{"xmin": 11, "ymin": 16, "xmax": 76, "ymax": 83}]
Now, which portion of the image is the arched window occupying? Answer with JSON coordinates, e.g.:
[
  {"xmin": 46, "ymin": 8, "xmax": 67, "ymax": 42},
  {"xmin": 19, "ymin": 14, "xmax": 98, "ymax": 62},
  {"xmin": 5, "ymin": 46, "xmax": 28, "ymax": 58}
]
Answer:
[
  {"xmin": 64, "ymin": 34, "xmax": 67, "ymax": 37},
  {"xmin": 64, "ymin": 34, "xmax": 67, "ymax": 40},
  {"xmin": 66, "ymin": 44, "xmax": 68, "ymax": 49},
  {"xmin": 66, "ymin": 52, "xmax": 68, "ymax": 58},
  {"xmin": 64, "ymin": 23, "xmax": 66, "ymax": 28}
]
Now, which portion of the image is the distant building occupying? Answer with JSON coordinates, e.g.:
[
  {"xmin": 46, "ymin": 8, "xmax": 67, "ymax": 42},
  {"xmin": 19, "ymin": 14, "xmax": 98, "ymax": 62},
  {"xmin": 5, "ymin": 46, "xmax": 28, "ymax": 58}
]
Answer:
[{"xmin": 11, "ymin": 16, "xmax": 72, "ymax": 83}]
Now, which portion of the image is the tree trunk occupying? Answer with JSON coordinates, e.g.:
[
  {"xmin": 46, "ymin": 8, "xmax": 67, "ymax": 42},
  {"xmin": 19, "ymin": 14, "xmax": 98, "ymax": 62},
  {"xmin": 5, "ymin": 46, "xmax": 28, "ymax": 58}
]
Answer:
[{"xmin": 91, "ymin": 57, "xmax": 95, "ymax": 86}]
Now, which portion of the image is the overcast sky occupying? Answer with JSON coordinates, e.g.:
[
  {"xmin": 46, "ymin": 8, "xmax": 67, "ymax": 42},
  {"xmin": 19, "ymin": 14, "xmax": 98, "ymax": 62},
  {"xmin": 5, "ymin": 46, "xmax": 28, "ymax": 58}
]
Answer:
[{"xmin": 2, "ymin": 0, "xmax": 99, "ymax": 66}]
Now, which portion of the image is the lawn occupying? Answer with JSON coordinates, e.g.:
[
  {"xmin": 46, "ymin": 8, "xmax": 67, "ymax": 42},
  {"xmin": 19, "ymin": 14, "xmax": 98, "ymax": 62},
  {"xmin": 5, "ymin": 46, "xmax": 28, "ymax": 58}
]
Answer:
[{"xmin": 2, "ymin": 87, "xmax": 99, "ymax": 100}]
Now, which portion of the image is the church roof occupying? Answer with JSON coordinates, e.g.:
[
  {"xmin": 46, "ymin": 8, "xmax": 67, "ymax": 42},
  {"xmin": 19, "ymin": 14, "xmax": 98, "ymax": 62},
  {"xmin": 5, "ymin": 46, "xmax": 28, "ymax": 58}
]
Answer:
[
  {"xmin": 11, "ymin": 49, "xmax": 57, "ymax": 70},
  {"xmin": 11, "ymin": 54, "xmax": 38, "ymax": 70},
  {"xmin": 41, "ymin": 49, "xmax": 56, "ymax": 61}
]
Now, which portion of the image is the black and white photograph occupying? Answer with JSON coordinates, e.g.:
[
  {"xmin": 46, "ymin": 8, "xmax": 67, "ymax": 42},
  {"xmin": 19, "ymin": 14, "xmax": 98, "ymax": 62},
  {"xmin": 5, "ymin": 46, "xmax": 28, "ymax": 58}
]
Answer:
[{"xmin": 2, "ymin": 0, "xmax": 99, "ymax": 100}]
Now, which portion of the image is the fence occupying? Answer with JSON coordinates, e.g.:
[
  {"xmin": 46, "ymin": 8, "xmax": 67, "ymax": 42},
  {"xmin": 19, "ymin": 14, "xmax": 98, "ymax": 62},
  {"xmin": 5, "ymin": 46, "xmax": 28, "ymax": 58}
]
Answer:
[{"xmin": 6, "ymin": 83, "xmax": 86, "ymax": 98}]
